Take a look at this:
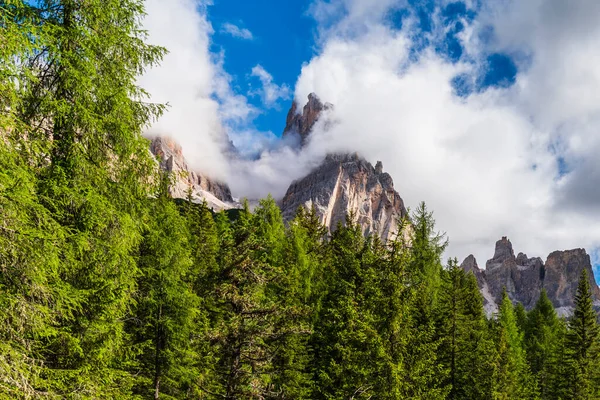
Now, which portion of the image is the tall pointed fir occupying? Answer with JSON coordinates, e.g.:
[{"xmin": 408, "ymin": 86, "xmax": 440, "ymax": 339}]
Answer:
[
  {"xmin": 310, "ymin": 215, "xmax": 391, "ymax": 399},
  {"xmin": 437, "ymin": 259, "xmax": 496, "ymax": 399},
  {"xmin": 525, "ymin": 289, "xmax": 563, "ymax": 399},
  {"xmin": 565, "ymin": 270, "xmax": 600, "ymax": 399},
  {"xmin": 127, "ymin": 175, "xmax": 201, "ymax": 399},
  {"xmin": 401, "ymin": 203, "xmax": 449, "ymax": 399},
  {"xmin": 494, "ymin": 290, "xmax": 539, "ymax": 400},
  {"xmin": 202, "ymin": 199, "xmax": 307, "ymax": 398}
]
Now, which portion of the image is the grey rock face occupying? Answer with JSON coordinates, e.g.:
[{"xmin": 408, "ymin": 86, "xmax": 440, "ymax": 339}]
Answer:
[
  {"xmin": 486, "ymin": 236, "xmax": 515, "ymax": 270},
  {"xmin": 544, "ymin": 249, "xmax": 600, "ymax": 314},
  {"xmin": 282, "ymin": 93, "xmax": 333, "ymax": 147},
  {"xmin": 461, "ymin": 255, "xmax": 486, "ymax": 288},
  {"xmin": 280, "ymin": 153, "xmax": 407, "ymax": 241},
  {"xmin": 149, "ymin": 136, "xmax": 234, "ymax": 210},
  {"xmin": 461, "ymin": 238, "xmax": 600, "ymax": 316}
]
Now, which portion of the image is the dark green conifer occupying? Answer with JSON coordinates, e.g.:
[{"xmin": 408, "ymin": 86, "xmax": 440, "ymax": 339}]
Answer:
[
  {"xmin": 565, "ymin": 270, "xmax": 600, "ymax": 399},
  {"xmin": 128, "ymin": 177, "xmax": 200, "ymax": 399},
  {"xmin": 525, "ymin": 289, "xmax": 561, "ymax": 399}
]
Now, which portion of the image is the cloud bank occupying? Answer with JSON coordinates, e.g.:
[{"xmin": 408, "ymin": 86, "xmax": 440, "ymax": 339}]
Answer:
[{"xmin": 140, "ymin": 0, "xmax": 600, "ymax": 271}]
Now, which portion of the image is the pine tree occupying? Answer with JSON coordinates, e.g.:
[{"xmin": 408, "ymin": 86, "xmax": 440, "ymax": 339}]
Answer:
[
  {"xmin": 0, "ymin": 138, "xmax": 68, "ymax": 397},
  {"xmin": 400, "ymin": 203, "xmax": 449, "ymax": 399},
  {"xmin": 437, "ymin": 259, "xmax": 496, "ymax": 399},
  {"xmin": 409, "ymin": 202, "xmax": 447, "ymax": 317},
  {"xmin": 127, "ymin": 176, "xmax": 201, "ymax": 399},
  {"xmin": 544, "ymin": 319, "xmax": 570, "ymax": 400},
  {"xmin": 493, "ymin": 290, "xmax": 539, "ymax": 399},
  {"xmin": 203, "ymin": 199, "xmax": 307, "ymax": 399},
  {"xmin": 525, "ymin": 289, "xmax": 561, "ymax": 399},
  {"xmin": 515, "ymin": 303, "xmax": 528, "ymax": 333},
  {"xmin": 565, "ymin": 270, "xmax": 600, "ymax": 399},
  {"xmin": 269, "ymin": 205, "xmax": 329, "ymax": 398},
  {"xmin": 311, "ymin": 216, "xmax": 390, "ymax": 399},
  {"xmin": 2, "ymin": 0, "xmax": 165, "ymax": 396}
]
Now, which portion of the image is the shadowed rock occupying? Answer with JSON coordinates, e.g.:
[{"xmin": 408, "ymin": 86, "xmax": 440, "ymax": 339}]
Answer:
[{"xmin": 282, "ymin": 93, "xmax": 333, "ymax": 147}]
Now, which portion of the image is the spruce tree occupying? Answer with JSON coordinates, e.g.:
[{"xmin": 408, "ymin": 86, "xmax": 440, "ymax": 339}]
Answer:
[
  {"xmin": 127, "ymin": 177, "xmax": 201, "ymax": 399},
  {"xmin": 525, "ymin": 289, "xmax": 561, "ymax": 399},
  {"xmin": 311, "ymin": 216, "xmax": 390, "ymax": 399},
  {"xmin": 437, "ymin": 259, "xmax": 496, "ymax": 399},
  {"xmin": 202, "ymin": 199, "xmax": 307, "ymax": 399},
  {"xmin": 565, "ymin": 270, "xmax": 600, "ymax": 399},
  {"xmin": 2, "ymin": 0, "xmax": 165, "ymax": 395},
  {"xmin": 494, "ymin": 290, "xmax": 539, "ymax": 399},
  {"xmin": 400, "ymin": 203, "xmax": 449, "ymax": 399}
]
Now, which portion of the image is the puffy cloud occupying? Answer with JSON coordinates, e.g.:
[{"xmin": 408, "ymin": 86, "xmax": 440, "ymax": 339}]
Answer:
[
  {"xmin": 220, "ymin": 22, "xmax": 254, "ymax": 40},
  {"xmin": 249, "ymin": 65, "xmax": 292, "ymax": 109},
  {"xmin": 139, "ymin": 0, "xmax": 255, "ymax": 181},
  {"xmin": 294, "ymin": 0, "xmax": 600, "ymax": 265},
  {"xmin": 139, "ymin": 0, "xmax": 600, "ymax": 271}
]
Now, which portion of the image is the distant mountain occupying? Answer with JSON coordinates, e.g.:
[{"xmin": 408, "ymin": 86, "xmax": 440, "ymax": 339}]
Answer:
[
  {"xmin": 279, "ymin": 94, "xmax": 408, "ymax": 241},
  {"xmin": 281, "ymin": 153, "xmax": 407, "ymax": 241},
  {"xmin": 461, "ymin": 237, "xmax": 600, "ymax": 316},
  {"xmin": 149, "ymin": 95, "xmax": 600, "ymax": 318},
  {"xmin": 282, "ymin": 92, "xmax": 333, "ymax": 147},
  {"xmin": 149, "ymin": 136, "xmax": 236, "ymax": 211}
]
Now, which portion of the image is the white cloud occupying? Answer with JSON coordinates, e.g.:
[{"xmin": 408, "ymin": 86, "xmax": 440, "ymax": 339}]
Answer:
[
  {"xmin": 139, "ymin": 0, "xmax": 600, "ymax": 272},
  {"xmin": 139, "ymin": 0, "xmax": 256, "ymax": 181},
  {"xmin": 221, "ymin": 22, "xmax": 254, "ymax": 40},
  {"xmin": 249, "ymin": 65, "xmax": 292, "ymax": 108},
  {"xmin": 292, "ymin": 0, "xmax": 600, "ymax": 266}
]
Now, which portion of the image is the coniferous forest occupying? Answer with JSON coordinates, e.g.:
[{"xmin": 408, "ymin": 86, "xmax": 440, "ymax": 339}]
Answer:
[{"xmin": 2, "ymin": 1, "xmax": 600, "ymax": 399}]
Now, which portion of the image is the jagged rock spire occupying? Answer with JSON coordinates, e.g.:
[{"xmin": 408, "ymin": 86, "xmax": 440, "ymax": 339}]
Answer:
[
  {"xmin": 282, "ymin": 93, "xmax": 332, "ymax": 146},
  {"xmin": 460, "ymin": 236, "xmax": 600, "ymax": 316}
]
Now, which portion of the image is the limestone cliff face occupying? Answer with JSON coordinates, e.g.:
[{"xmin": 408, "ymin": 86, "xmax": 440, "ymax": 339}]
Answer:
[
  {"xmin": 282, "ymin": 93, "xmax": 332, "ymax": 146},
  {"xmin": 280, "ymin": 153, "xmax": 407, "ymax": 242},
  {"xmin": 149, "ymin": 136, "xmax": 234, "ymax": 210},
  {"xmin": 544, "ymin": 249, "xmax": 600, "ymax": 313},
  {"xmin": 461, "ymin": 237, "xmax": 600, "ymax": 316}
]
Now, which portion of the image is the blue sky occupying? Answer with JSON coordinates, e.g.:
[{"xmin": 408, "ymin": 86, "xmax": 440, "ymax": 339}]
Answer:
[{"xmin": 209, "ymin": 0, "xmax": 317, "ymax": 135}]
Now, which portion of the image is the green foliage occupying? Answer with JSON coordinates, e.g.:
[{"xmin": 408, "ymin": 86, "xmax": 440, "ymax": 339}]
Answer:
[
  {"xmin": 437, "ymin": 260, "xmax": 496, "ymax": 399},
  {"xmin": 525, "ymin": 289, "xmax": 562, "ymax": 399},
  {"xmin": 2, "ymin": 1, "xmax": 600, "ymax": 398},
  {"xmin": 494, "ymin": 290, "xmax": 539, "ymax": 400},
  {"xmin": 127, "ymin": 184, "xmax": 201, "ymax": 399},
  {"xmin": 565, "ymin": 270, "xmax": 600, "ymax": 399}
]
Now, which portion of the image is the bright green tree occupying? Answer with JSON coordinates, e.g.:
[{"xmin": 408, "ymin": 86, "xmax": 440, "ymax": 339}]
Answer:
[
  {"xmin": 565, "ymin": 270, "xmax": 600, "ymax": 399},
  {"xmin": 493, "ymin": 290, "xmax": 539, "ymax": 400},
  {"xmin": 525, "ymin": 289, "xmax": 562, "ymax": 399},
  {"xmin": 0, "ymin": 0, "xmax": 165, "ymax": 395},
  {"xmin": 437, "ymin": 259, "xmax": 496, "ymax": 399},
  {"xmin": 311, "ymin": 216, "xmax": 391, "ymax": 399},
  {"xmin": 127, "ymin": 177, "xmax": 201, "ymax": 399},
  {"xmin": 202, "ymin": 199, "xmax": 308, "ymax": 399}
]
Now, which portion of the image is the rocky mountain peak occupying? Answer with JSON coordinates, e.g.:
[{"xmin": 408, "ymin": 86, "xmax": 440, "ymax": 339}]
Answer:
[
  {"xmin": 149, "ymin": 136, "xmax": 235, "ymax": 210},
  {"xmin": 280, "ymin": 153, "xmax": 407, "ymax": 241},
  {"xmin": 461, "ymin": 237, "xmax": 600, "ymax": 316},
  {"xmin": 461, "ymin": 254, "xmax": 480, "ymax": 273},
  {"xmin": 544, "ymin": 249, "xmax": 600, "ymax": 311},
  {"xmin": 487, "ymin": 236, "xmax": 515, "ymax": 268},
  {"xmin": 282, "ymin": 92, "xmax": 333, "ymax": 146}
]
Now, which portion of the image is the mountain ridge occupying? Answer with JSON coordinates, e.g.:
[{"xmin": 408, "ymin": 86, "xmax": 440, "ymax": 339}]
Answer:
[{"xmin": 461, "ymin": 236, "xmax": 600, "ymax": 316}]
